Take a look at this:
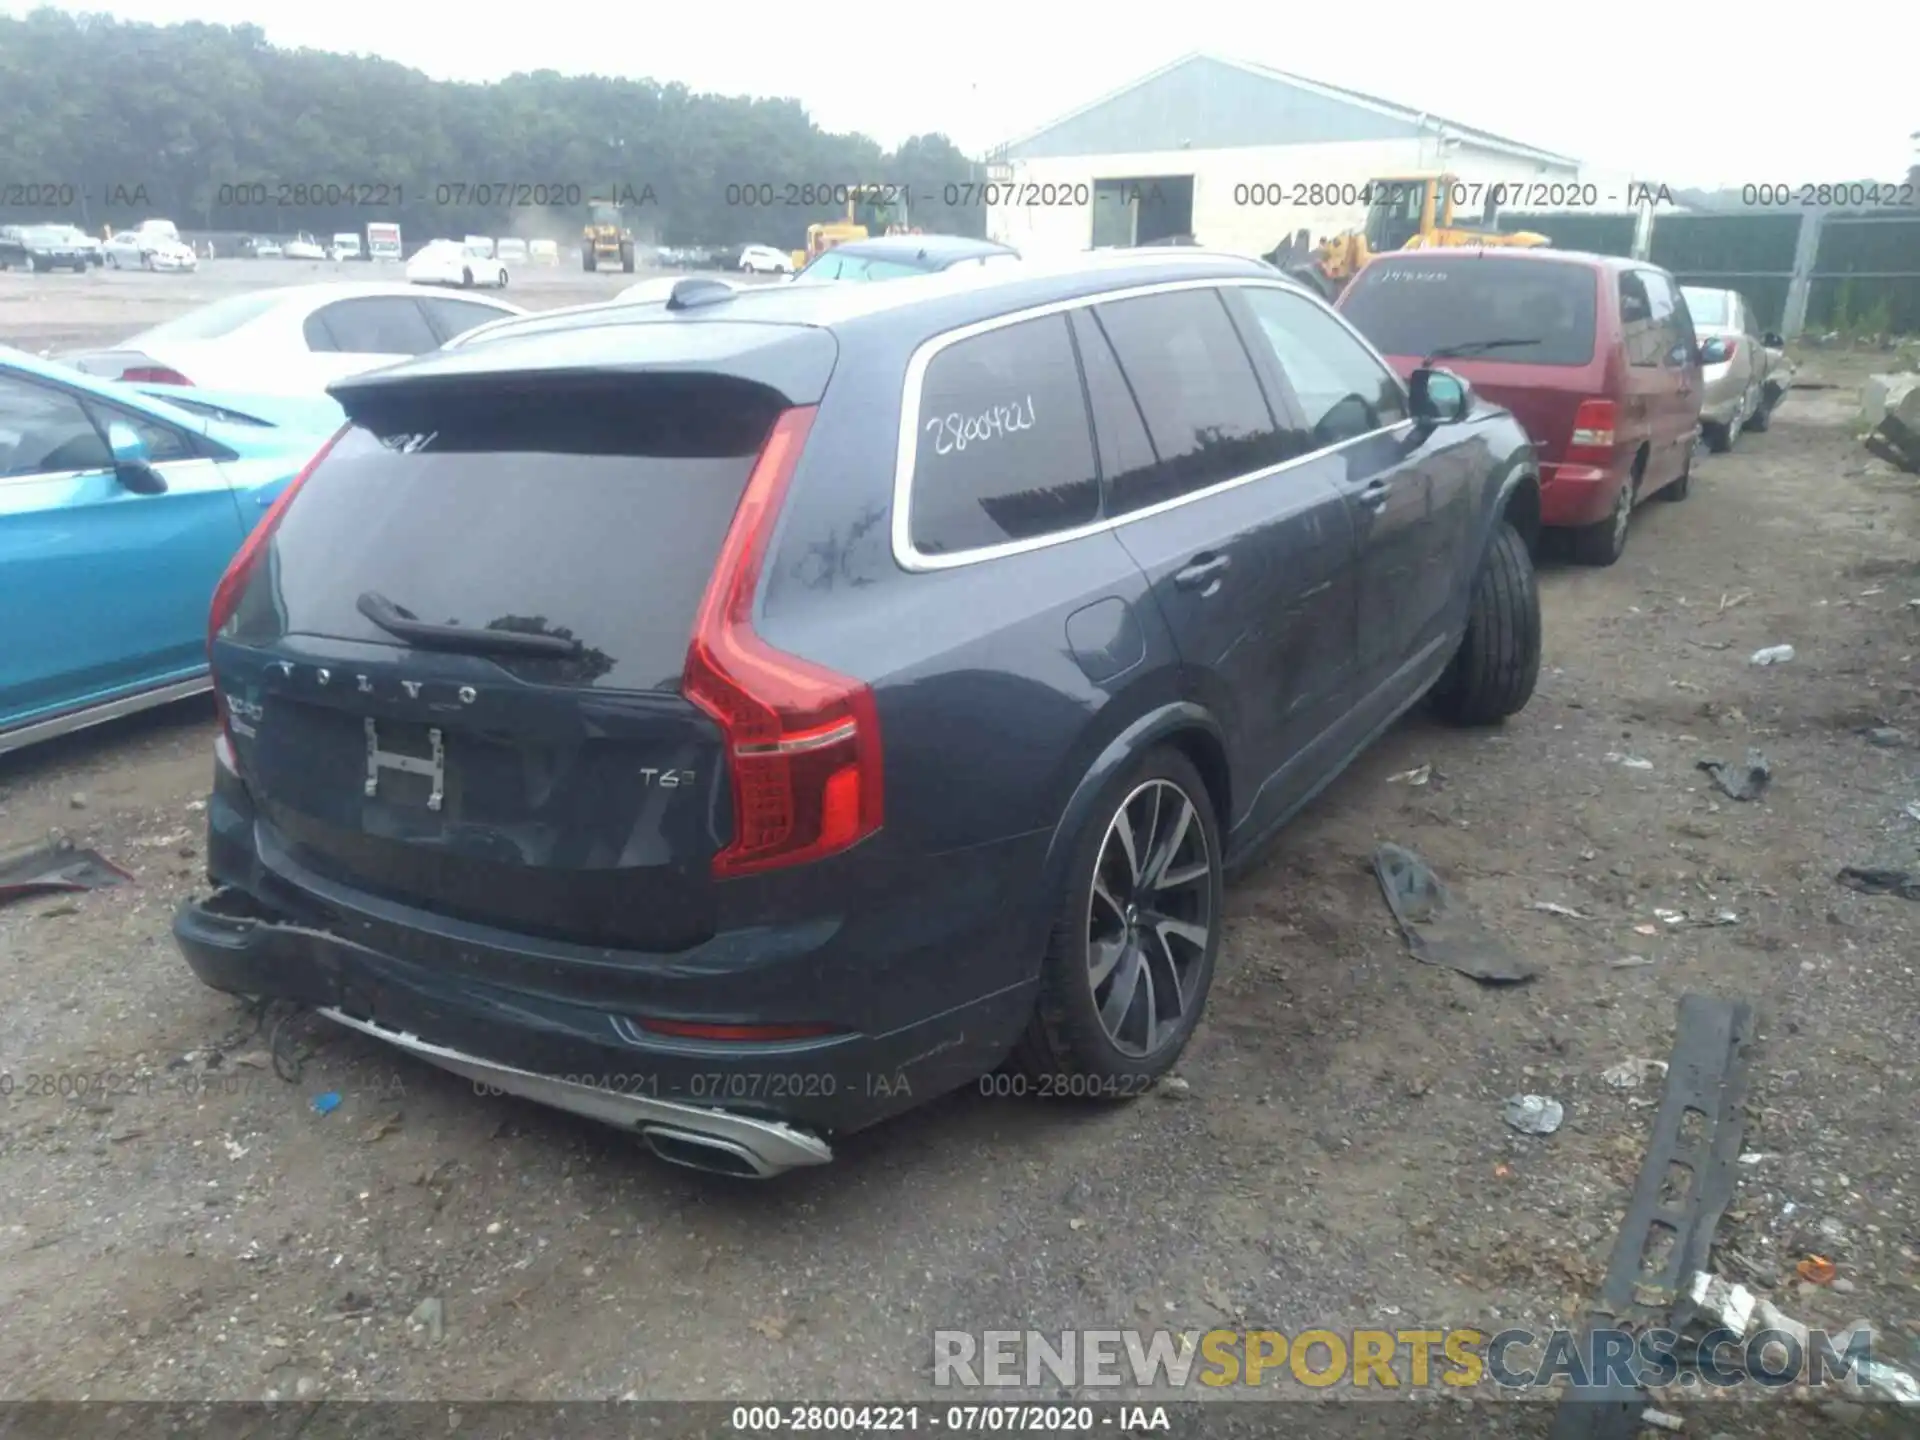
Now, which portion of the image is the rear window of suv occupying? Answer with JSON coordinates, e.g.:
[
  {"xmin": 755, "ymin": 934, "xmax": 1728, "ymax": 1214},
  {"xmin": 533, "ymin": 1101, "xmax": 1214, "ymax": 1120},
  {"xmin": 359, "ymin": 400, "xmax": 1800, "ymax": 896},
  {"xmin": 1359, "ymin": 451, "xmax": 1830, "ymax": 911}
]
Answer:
[
  {"xmin": 233, "ymin": 375, "xmax": 781, "ymax": 690},
  {"xmin": 1340, "ymin": 256, "xmax": 1599, "ymax": 367}
]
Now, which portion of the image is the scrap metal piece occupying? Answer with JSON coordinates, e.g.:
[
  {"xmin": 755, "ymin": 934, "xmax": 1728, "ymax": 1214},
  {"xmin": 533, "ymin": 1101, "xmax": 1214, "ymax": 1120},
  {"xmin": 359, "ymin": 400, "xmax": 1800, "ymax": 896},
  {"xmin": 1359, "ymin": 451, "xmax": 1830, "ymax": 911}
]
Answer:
[
  {"xmin": 1370, "ymin": 842, "xmax": 1537, "ymax": 984},
  {"xmin": 1548, "ymin": 994, "xmax": 1756, "ymax": 1440},
  {"xmin": 1696, "ymin": 749, "xmax": 1770, "ymax": 801},
  {"xmin": 0, "ymin": 840, "xmax": 132, "ymax": 905}
]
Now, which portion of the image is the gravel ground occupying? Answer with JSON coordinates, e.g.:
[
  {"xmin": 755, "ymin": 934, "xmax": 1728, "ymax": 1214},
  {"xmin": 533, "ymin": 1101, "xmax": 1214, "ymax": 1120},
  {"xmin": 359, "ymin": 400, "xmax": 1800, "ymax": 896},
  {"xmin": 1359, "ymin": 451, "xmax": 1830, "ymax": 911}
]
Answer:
[{"xmin": 1, "ymin": 269, "xmax": 1916, "ymax": 1413}]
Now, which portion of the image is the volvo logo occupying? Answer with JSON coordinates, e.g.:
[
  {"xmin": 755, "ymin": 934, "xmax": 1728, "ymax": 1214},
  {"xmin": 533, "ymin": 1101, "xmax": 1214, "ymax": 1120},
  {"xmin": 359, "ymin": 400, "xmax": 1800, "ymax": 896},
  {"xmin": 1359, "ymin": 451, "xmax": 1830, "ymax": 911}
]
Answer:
[{"xmin": 263, "ymin": 664, "xmax": 479, "ymax": 706}]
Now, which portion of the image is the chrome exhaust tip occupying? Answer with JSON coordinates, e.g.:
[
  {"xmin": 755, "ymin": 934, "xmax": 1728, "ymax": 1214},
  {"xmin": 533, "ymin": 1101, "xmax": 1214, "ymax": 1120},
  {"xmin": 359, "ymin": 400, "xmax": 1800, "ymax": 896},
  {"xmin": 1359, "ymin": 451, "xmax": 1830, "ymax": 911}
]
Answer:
[{"xmin": 642, "ymin": 1124, "xmax": 781, "ymax": 1179}]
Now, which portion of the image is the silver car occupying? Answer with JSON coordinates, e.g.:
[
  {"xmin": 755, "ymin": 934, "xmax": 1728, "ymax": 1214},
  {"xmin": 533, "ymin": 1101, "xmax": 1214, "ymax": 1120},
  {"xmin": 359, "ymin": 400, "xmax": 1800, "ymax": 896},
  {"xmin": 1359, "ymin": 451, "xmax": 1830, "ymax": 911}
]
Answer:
[{"xmin": 1681, "ymin": 286, "xmax": 1789, "ymax": 451}]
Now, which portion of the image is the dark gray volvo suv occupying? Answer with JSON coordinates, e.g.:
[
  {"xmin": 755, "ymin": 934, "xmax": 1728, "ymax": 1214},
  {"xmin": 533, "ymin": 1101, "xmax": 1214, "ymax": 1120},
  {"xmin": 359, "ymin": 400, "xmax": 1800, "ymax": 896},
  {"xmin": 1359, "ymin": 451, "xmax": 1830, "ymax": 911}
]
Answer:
[{"xmin": 174, "ymin": 251, "xmax": 1543, "ymax": 1177}]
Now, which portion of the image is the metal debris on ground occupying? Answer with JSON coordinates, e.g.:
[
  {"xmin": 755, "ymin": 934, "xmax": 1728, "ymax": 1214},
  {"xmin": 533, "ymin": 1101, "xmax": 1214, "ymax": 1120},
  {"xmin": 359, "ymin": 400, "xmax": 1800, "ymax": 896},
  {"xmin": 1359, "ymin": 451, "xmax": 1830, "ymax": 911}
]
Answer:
[
  {"xmin": 1504, "ymin": 1094, "xmax": 1564, "ymax": 1135},
  {"xmin": 1605, "ymin": 752, "xmax": 1654, "ymax": 770},
  {"xmin": 0, "ymin": 840, "xmax": 133, "ymax": 906},
  {"xmin": 1748, "ymin": 644, "xmax": 1795, "ymax": 666},
  {"xmin": 1370, "ymin": 843, "xmax": 1537, "ymax": 984},
  {"xmin": 1529, "ymin": 901, "xmax": 1588, "ymax": 918},
  {"xmin": 1601, "ymin": 1058, "xmax": 1669, "ymax": 1091},
  {"xmin": 1385, "ymin": 764, "xmax": 1432, "ymax": 785},
  {"xmin": 1546, "ymin": 995, "xmax": 1754, "ymax": 1438},
  {"xmin": 1610, "ymin": 955, "xmax": 1656, "ymax": 969},
  {"xmin": 1697, "ymin": 749, "xmax": 1771, "ymax": 802},
  {"xmin": 1836, "ymin": 866, "xmax": 1920, "ymax": 901}
]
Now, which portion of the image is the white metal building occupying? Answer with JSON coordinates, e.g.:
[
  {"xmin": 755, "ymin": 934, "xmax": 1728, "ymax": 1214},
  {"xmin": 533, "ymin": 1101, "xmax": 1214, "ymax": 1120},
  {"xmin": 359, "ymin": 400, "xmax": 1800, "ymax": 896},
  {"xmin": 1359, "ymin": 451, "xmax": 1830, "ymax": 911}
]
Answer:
[{"xmin": 984, "ymin": 53, "xmax": 1581, "ymax": 261}]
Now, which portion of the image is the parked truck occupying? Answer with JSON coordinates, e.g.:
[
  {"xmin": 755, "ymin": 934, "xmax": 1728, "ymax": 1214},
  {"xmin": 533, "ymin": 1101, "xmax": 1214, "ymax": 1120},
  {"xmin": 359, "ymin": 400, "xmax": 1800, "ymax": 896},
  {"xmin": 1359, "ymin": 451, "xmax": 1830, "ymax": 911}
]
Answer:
[{"xmin": 366, "ymin": 222, "xmax": 402, "ymax": 261}]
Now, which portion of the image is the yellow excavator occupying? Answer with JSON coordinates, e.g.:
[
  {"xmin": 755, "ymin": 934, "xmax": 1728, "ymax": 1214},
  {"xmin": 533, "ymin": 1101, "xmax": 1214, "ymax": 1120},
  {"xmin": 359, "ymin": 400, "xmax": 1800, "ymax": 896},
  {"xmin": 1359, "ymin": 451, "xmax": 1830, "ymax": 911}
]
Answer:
[
  {"xmin": 790, "ymin": 185, "xmax": 920, "ymax": 271},
  {"xmin": 581, "ymin": 197, "xmax": 636, "ymax": 273},
  {"xmin": 1270, "ymin": 172, "xmax": 1550, "ymax": 299}
]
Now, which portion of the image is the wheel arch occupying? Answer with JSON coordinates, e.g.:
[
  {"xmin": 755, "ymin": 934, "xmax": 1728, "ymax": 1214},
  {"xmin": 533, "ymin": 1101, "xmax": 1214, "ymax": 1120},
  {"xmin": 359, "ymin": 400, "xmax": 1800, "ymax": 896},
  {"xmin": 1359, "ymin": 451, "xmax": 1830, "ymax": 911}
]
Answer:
[{"xmin": 1040, "ymin": 702, "xmax": 1231, "ymax": 902}]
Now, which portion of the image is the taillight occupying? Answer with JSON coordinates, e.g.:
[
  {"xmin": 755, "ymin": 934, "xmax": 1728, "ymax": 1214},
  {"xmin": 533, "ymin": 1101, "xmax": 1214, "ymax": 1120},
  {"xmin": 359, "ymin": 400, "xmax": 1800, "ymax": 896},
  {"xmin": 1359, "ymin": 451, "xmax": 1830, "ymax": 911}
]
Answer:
[
  {"xmin": 207, "ymin": 423, "xmax": 351, "ymax": 742},
  {"xmin": 1567, "ymin": 399, "xmax": 1617, "ymax": 459},
  {"xmin": 682, "ymin": 406, "xmax": 884, "ymax": 879},
  {"xmin": 122, "ymin": 365, "xmax": 193, "ymax": 385}
]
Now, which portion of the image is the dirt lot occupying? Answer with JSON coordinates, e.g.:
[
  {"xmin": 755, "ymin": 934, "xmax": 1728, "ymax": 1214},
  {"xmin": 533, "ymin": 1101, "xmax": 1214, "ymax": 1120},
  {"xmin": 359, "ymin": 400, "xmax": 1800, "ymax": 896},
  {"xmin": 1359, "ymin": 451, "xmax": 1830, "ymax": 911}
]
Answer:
[{"xmin": 1, "ymin": 270, "xmax": 1916, "ymax": 1408}]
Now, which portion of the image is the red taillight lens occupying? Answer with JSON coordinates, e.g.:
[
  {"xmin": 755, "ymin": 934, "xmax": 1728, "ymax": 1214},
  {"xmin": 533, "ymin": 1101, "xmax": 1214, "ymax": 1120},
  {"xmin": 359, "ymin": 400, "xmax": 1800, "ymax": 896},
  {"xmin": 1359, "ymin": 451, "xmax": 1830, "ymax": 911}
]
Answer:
[
  {"xmin": 208, "ymin": 423, "xmax": 351, "ymax": 740},
  {"xmin": 1567, "ymin": 399, "xmax": 1617, "ymax": 459},
  {"xmin": 122, "ymin": 366, "xmax": 193, "ymax": 385},
  {"xmin": 683, "ymin": 405, "xmax": 884, "ymax": 879}
]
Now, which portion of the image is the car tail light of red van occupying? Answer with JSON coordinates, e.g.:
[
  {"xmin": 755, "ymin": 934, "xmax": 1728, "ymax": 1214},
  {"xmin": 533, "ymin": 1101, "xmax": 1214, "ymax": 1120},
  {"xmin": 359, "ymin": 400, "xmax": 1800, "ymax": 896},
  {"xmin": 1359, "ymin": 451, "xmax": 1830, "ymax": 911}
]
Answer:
[
  {"xmin": 121, "ymin": 365, "xmax": 194, "ymax": 386},
  {"xmin": 1567, "ymin": 399, "xmax": 1618, "ymax": 463},
  {"xmin": 683, "ymin": 405, "xmax": 885, "ymax": 879}
]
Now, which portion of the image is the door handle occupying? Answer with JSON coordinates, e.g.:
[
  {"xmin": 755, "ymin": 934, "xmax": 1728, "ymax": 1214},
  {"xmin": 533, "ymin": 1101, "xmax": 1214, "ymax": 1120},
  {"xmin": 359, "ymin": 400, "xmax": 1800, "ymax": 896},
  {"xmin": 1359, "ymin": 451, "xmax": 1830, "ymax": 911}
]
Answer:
[
  {"xmin": 1359, "ymin": 478, "xmax": 1392, "ymax": 509},
  {"xmin": 1173, "ymin": 553, "xmax": 1231, "ymax": 591}
]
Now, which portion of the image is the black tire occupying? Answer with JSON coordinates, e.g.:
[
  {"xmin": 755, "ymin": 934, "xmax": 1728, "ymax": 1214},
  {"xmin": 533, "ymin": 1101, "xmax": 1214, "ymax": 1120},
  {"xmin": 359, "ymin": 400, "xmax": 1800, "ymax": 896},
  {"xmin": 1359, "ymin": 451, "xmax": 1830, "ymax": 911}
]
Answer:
[
  {"xmin": 460, "ymin": 267, "xmax": 472, "ymax": 288},
  {"xmin": 1748, "ymin": 391, "xmax": 1775, "ymax": 432},
  {"xmin": 26, "ymin": 255, "xmax": 40, "ymax": 274},
  {"xmin": 1703, "ymin": 420, "xmax": 1732, "ymax": 454},
  {"xmin": 619, "ymin": 243, "xmax": 635, "ymax": 274},
  {"xmin": 1570, "ymin": 473, "xmax": 1634, "ymax": 566},
  {"xmin": 581, "ymin": 246, "xmax": 595, "ymax": 273},
  {"xmin": 1009, "ymin": 746, "xmax": 1223, "ymax": 1093},
  {"xmin": 1430, "ymin": 521, "xmax": 1542, "ymax": 726}
]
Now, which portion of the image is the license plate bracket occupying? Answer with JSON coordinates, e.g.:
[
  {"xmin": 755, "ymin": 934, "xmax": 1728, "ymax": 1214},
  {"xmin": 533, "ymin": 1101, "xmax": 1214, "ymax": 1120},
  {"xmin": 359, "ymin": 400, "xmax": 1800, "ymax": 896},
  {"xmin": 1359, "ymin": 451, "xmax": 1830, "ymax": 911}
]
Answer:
[{"xmin": 364, "ymin": 718, "xmax": 445, "ymax": 812}]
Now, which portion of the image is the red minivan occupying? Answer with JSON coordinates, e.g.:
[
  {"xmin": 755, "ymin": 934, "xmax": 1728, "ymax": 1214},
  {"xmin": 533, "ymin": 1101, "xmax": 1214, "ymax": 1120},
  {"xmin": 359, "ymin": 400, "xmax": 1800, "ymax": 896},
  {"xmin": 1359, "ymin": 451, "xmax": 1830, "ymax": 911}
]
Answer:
[{"xmin": 1337, "ymin": 248, "xmax": 1703, "ymax": 565}]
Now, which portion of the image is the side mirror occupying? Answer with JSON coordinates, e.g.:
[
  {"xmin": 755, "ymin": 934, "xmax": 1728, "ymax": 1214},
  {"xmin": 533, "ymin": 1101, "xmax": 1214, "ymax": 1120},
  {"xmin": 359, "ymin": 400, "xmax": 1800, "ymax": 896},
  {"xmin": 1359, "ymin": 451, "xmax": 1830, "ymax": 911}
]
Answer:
[
  {"xmin": 106, "ymin": 420, "xmax": 165, "ymax": 494},
  {"xmin": 1762, "ymin": 331, "xmax": 1784, "ymax": 349},
  {"xmin": 1410, "ymin": 366, "xmax": 1471, "ymax": 424}
]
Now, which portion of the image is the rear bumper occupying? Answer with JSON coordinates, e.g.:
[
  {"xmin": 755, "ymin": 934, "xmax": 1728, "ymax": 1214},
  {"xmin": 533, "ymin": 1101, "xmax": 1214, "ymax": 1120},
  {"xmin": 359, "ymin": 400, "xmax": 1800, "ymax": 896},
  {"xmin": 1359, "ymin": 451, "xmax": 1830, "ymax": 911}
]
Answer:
[
  {"xmin": 174, "ymin": 761, "xmax": 1044, "ymax": 1164},
  {"xmin": 1538, "ymin": 459, "xmax": 1629, "ymax": 528}
]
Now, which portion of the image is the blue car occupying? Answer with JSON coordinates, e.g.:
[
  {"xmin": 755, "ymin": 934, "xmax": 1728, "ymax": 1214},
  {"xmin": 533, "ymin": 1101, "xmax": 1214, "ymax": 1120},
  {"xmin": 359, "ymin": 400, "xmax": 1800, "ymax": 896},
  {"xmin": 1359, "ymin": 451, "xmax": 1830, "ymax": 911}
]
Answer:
[{"xmin": 0, "ymin": 345, "xmax": 345, "ymax": 755}]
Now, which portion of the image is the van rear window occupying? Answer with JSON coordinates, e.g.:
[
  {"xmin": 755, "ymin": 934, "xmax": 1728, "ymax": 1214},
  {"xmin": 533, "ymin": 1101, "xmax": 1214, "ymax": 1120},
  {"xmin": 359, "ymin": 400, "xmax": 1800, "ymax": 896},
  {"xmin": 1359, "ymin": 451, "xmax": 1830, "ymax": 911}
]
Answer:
[{"xmin": 1340, "ymin": 257, "xmax": 1599, "ymax": 367}]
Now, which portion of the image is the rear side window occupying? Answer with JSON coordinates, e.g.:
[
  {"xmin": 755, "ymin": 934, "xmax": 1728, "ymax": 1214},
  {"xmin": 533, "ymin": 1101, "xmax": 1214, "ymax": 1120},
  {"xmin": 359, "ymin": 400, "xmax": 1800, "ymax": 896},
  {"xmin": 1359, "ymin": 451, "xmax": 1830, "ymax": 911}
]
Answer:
[
  {"xmin": 907, "ymin": 314, "xmax": 1099, "ymax": 555},
  {"xmin": 1340, "ymin": 258, "xmax": 1599, "ymax": 366},
  {"xmin": 304, "ymin": 297, "xmax": 440, "ymax": 355},
  {"xmin": 233, "ymin": 376, "xmax": 782, "ymax": 691},
  {"xmin": 1090, "ymin": 288, "xmax": 1286, "ymax": 512},
  {"xmin": 1680, "ymin": 287, "xmax": 1730, "ymax": 327},
  {"xmin": 416, "ymin": 296, "xmax": 513, "ymax": 343}
]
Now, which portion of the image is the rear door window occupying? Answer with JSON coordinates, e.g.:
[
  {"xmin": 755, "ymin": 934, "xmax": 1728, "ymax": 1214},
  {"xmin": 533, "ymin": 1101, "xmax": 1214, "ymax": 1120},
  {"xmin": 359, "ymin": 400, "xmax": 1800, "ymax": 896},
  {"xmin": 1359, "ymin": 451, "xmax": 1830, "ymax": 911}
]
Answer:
[
  {"xmin": 0, "ymin": 375, "xmax": 109, "ymax": 477},
  {"xmin": 416, "ymin": 297, "xmax": 514, "ymax": 344},
  {"xmin": 1240, "ymin": 287, "xmax": 1408, "ymax": 448},
  {"xmin": 1620, "ymin": 272, "xmax": 1659, "ymax": 366},
  {"xmin": 1639, "ymin": 270, "xmax": 1692, "ymax": 363},
  {"xmin": 907, "ymin": 313, "xmax": 1099, "ymax": 555},
  {"xmin": 304, "ymin": 297, "xmax": 440, "ymax": 355},
  {"xmin": 235, "ymin": 376, "xmax": 784, "ymax": 691},
  {"xmin": 1090, "ymin": 288, "xmax": 1287, "ymax": 514},
  {"xmin": 1340, "ymin": 257, "xmax": 1599, "ymax": 366},
  {"xmin": 1067, "ymin": 309, "xmax": 1159, "ymax": 507}
]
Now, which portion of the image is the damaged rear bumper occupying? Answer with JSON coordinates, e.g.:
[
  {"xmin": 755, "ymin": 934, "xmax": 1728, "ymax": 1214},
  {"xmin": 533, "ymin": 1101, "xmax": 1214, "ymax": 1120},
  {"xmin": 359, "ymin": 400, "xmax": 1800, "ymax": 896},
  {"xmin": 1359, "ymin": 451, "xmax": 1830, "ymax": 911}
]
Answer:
[{"xmin": 173, "ymin": 890, "xmax": 849, "ymax": 1177}]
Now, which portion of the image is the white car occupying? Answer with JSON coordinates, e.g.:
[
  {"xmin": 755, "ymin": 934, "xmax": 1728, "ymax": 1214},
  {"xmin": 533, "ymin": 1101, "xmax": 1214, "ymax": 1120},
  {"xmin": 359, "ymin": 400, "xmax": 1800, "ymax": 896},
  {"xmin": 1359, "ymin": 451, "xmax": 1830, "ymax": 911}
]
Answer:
[
  {"xmin": 495, "ymin": 238, "xmax": 528, "ymax": 265},
  {"xmin": 283, "ymin": 233, "xmax": 327, "ymax": 261},
  {"xmin": 615, "ymin": 275, "xmax": 740, "ymax": 305},
  {"xmin": 407, "ymin": 239, "xmax": 509, "ymax": 289},
  {"xmin": 56, "ymin": 282, "xmax": 525, "ymax": 395},
  {"xmin": 103, "ymin": 231, "xmax": 197, "ymax": 271},
  {"xmin": 331, "ymin": 233, "xmax": 364, "ymax": 262},
  {"xmin": 528, "ymin": 239, "xmax": 560, "ymax": 266},
  {"xmin": 738, "ymin": 243, "xmax": 794, "ymax": 275},
  {"xmin": 250, "ymin": 237, "xmax": 283, "ymax": 258}
]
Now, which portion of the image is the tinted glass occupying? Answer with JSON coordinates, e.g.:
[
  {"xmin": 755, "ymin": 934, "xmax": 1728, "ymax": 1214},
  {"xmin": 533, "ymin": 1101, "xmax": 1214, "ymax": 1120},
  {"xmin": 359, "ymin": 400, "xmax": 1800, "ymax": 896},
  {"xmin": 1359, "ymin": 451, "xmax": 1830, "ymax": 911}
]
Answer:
[
  {"xmin": 0, "ymin": 376, "xmax": 110, "ymax": 476},
  {"xmin": 1680, "ymin": 287, "xmax": 1731, "ymax": 326},
  {"xmin": 908, "ymin": 313, "xmax": 1099, "ymax": 554},
  {"xmin": 1091, "ymin": 289, "xmax": 1285, "ymax": 512},
  {"xmin": 235, "ymin": 376, "xmax": 781, "ymax": 691},
  {"xmin": 842, "ymin": 256, "xmax": 934, "ymax": 281},
  {"xmin": 1340, "ymin": 257, "xmax": 1599, "ymax": 366},
  {"xmin": 307, "ymin": 297, "xmax": 439, "ymax": 355},
  {"xmin": 1644, "ymin": 271, "xmax": 1695, "ymax": 357},
  {"xmin": 127, "ymin": 290, "xmax": 286, "ymax": 346},
  {"xmin": 1619, "ymin": 271, "xmax": 1657, "ymax": 366},
  {"xmin": 1068, "ymin": 309, "xmax": 1158, "ymax": 506},
  {"xmin": 1242, "ymin": 287, "xmax": 1408, "ymax": 447},
  {"xmin": 416, "ymin": 296, "xmax": 514, "ymax": 343}
]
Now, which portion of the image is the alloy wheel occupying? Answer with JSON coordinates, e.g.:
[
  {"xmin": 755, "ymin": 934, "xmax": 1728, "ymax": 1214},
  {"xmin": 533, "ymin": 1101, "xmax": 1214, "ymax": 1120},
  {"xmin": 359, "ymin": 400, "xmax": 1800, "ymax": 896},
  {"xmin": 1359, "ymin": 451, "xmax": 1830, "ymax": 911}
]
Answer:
[
  {"xmin": 1611, "ymin": 483, "xmax": 1632, "ymax": 552},
  {"xmin": 1085, "ymin": 779, "xmax": 1214, "ymax": 1058}
]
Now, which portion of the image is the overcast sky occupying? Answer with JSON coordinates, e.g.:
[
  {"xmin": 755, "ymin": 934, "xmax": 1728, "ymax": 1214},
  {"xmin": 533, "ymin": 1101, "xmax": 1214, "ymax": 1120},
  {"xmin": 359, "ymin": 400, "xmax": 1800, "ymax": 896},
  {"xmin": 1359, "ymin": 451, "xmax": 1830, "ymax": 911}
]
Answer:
[{"xmin": 31, "ymin": 0, "xmax": 1918, "ymax": 186}]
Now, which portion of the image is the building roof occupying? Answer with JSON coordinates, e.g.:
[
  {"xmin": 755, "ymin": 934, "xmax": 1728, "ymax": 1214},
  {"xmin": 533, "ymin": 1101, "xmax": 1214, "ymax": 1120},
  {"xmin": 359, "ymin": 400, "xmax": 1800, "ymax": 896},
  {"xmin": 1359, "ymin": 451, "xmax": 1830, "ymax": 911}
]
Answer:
[{"xmin": 995, "ymin": 52, "xmax": 1578, "ymax": 170}]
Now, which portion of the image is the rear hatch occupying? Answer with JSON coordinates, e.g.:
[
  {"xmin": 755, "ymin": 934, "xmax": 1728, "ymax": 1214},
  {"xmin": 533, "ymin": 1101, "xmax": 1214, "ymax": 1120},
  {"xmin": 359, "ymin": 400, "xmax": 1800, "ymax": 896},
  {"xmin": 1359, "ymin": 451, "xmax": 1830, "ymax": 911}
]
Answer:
[
  {"xmin": 213, "ymin": 349, "xmax": 825, "ymax": 952},
  {"xmin": 1338, "ymin": 253, "xmax": 1603, "ymax": 464}
]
